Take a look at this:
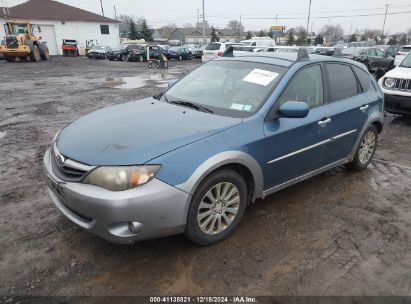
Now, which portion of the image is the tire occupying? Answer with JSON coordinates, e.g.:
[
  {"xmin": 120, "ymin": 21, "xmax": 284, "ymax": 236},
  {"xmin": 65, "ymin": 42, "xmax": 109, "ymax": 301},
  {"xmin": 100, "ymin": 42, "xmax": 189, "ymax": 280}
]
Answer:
[
  {"xmin": 109, "ymin": 58, "xmax": 114, "ymax": 61},
  {"xmin": 185, "ymin": 169, "xmax": 248, "ymax": 245},
  {"xmin": 179, "ymin": 55, "xmax": 182, "ymax": 61},
  {"xmin": 29, "ymin": 45, "xmax": 41, "ymax": 62},
  {"xmin": 346, "ymin": 125, "xmax": 378, "ymax": 171},
  {"xmin": 121, "ymin": 54, "xmax": 126, "ymax": 61},
  {"xmin": 41, "ymin": 47, "xmax": 50, "ymax": 60},
  {"xmin": 138, "ymin": 55, "xmax": 144, "ymax": 62}
]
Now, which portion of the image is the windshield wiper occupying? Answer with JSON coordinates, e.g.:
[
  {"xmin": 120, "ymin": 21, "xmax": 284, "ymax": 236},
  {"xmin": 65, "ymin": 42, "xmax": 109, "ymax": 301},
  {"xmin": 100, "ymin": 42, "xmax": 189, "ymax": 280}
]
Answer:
[{"xmin": 163, "ymin": 95, "xmax": 213, "ymax": 113}]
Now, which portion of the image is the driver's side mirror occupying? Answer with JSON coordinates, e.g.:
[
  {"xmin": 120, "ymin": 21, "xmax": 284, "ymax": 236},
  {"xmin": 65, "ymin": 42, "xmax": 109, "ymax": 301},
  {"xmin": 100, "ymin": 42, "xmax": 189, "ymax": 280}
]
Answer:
[{"xmin": 278, "ymin": 101, "xmax": 309, "ymax": 118}]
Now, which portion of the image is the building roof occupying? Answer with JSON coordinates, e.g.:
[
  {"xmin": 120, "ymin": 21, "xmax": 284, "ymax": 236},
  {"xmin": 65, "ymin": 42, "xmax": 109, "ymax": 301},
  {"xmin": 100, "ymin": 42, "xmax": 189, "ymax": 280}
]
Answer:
[{"xmin": 0, "ymin": 0, "xmax": 118, "ymax": 23}]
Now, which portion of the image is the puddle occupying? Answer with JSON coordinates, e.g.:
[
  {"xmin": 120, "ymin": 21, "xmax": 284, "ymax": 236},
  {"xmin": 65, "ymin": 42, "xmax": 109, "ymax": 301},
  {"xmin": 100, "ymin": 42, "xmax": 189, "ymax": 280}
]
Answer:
[
  {"xmin": 102, "ymin": 71, "xmax": 177, "ymax": 89},
  {"xmin": 103, "ymin": 77, "xmax": 147, "ymax": 89}
]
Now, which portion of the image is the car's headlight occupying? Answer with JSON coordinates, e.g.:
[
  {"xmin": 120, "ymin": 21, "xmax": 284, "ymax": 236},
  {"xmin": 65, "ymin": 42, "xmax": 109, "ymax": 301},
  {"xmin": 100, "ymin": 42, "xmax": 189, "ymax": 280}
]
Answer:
[
  {"xmin": 384, "ymin": 77, "xmax": 395, "ymax": 88},
  {"xmin": 83, "ymin": 165, "xmax": 161, "ymax": 191}
]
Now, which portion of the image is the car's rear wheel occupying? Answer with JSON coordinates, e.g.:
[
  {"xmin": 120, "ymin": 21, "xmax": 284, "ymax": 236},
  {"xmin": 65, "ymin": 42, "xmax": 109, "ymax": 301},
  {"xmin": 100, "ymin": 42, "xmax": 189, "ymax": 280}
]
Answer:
[
  {"xmin": 347, "ymin": 125, "xmax": 378, "ymax": 171},
  {"xmin": 185, "ymin": 169, "xmax": 247, "ymax": 245},
  {"xmin": 179, "ymin": 55, "xmax": 183, "ymax": 61}
]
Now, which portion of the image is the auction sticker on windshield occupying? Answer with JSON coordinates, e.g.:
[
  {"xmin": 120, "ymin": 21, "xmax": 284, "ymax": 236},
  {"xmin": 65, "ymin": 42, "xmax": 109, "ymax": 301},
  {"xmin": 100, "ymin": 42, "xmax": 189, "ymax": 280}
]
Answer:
[{"xmin": 243, "ymin": 69, "xmax": 279, "ymax": 86}]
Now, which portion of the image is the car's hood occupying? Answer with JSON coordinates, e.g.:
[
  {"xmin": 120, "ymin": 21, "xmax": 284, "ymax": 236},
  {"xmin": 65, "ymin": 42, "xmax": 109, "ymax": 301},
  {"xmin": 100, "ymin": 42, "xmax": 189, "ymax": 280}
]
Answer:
[
  {"xmin": 90, "ymin": 49, "xmax": 106, "ymax": 53},
  {"xmin": 385, "ymin": 66, "xmax": 411, "ymax": 79},
  {"xmin": 56, "ymin": 98, "xmax": 241, "ymax": 166}
]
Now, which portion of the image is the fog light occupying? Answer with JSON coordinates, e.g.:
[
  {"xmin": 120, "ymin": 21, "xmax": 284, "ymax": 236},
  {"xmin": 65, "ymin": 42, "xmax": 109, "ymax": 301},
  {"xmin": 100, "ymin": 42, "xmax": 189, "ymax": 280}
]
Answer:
[{"xmin": 128, "ymin": 221, "xmax": 143, "ymax": 234}]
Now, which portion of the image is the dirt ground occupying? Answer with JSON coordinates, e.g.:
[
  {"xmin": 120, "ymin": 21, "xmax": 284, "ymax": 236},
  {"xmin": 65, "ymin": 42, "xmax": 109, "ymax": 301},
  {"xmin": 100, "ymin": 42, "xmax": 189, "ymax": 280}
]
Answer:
[{"xmin": 0, "ymin": 57, "xmax": 411, "ymax": 298}]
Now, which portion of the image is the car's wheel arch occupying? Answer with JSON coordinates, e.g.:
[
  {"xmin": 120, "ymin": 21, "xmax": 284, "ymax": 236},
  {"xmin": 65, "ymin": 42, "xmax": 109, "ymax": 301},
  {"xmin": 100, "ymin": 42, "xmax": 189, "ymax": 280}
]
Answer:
[
  {"xmin": 348, "ymin": 114, "xmax": 384, "ymax": 162},
  {"xmin": 176, "ymin": 151, "xmax": 264, "ymax": 204}
]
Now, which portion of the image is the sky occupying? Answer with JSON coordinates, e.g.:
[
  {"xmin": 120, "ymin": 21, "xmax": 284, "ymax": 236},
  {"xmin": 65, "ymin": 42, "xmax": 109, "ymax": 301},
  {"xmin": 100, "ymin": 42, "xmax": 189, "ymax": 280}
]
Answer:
[{"xmin": 4, "ymin": 0, "xmax": 411, "ymax": 34}]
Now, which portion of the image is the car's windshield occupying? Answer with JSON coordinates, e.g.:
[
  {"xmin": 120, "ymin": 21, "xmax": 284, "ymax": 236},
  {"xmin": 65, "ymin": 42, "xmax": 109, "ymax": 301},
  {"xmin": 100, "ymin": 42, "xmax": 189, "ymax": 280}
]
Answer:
[
  {"xmin": 91, "ymin": 46, "xmax": 105, "ymax": 50},
  {"xmin": 342, "ymin": 47, "xmax": 364, "ymax": 55},
  {"xmin": 169, "ymin": 47, "xmax": 179, "ymax": 51},
  {"xmin": 164, "ymin": 60, "xmax": 286, "ymax": 118},
  {"xmin": 399, "ymin": 52, "xmax": 411, "ymax": 68},
  {"xmin": 113, "ymin": 46, "xmax": 125, "ymax": 51}
]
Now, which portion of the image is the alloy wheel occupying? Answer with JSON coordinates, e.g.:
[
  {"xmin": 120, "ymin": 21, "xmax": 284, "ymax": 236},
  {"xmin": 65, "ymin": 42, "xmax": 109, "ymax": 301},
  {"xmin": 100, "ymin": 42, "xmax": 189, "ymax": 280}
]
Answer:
[
  {"xmin": 359, "ymin": 130, "xmax": 376, "ymax": 164},
  {"xmin": 197, "ymin": 182, "xmax": 240, "ymax": 235}
]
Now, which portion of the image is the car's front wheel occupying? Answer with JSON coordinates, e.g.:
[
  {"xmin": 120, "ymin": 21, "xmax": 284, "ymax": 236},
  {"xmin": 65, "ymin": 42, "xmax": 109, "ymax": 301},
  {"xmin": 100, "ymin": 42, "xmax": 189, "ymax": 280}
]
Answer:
[
  {"xmin": 347, "ymin": 125, "xmax": 378, "ymax": 171},
  {"xmin": 185, "ymin": 169, "xmax": 247, "ymax": 245}
]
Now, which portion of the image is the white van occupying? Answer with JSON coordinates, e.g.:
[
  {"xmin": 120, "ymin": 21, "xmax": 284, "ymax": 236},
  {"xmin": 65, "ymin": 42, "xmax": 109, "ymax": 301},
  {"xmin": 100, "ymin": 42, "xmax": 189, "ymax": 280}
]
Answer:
[
  {"xmin": 201, "ymin": 42, "xmax": 245, "ymax": 62},
  {"xmin": 240, "ymin": 38, "xmax": 275, "ymax": 48}
]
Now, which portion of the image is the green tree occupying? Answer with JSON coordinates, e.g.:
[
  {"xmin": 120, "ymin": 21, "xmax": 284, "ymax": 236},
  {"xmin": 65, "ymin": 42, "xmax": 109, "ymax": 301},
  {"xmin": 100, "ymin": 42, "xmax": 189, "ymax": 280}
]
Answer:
[
  {"xmin": 287, "ymin": 30, "xmax": 295, "ymax": 45},
  {"xmin": 128, "ymin": 19, "xmax": 138, "ymax": 40},
  {"xmin": 314, "ymin": 35, "xmax": 324, "ymax": 45},
  {"xmin": 306, "ymin": 38, "xmax": 312, "ymax": 45},
  {"xmin": 399, "ymin": 34, "xmax": 407, "ymax": 45},
  {"xmin": 258, "ymin": 30, "xmax": 265, "ymax": 37},
  {"xmin": 211, "ymin": 26, "xmax": 220, "ymax": 42},
  {"xmin": 349, "ymin": 34, "xmax": 356, "ymax": 42},
  {"xmin": 138, "ymin": 19, "xmax": 153, "ymax": 42},
  {"xmin": 387, "ymin": 35, "xmax": 398, "ymax": 45},
  {"xmin": 246, "ymin": 30, "xmax": 252, "ymax": 40}
]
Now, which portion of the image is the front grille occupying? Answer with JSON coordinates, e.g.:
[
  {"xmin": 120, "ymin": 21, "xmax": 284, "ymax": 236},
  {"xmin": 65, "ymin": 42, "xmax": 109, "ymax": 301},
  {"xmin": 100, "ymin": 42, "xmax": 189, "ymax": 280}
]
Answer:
[
  {"xmin": 6, "ymin": 37, "xmax": 18, "ymax": 49},
  {"xmin": 51, "ymin": 144, "xmax": 94, "ymax": 182},
  {"xmin": 393, "ymin": 78, "xmax": 411, "ymax": 92}
]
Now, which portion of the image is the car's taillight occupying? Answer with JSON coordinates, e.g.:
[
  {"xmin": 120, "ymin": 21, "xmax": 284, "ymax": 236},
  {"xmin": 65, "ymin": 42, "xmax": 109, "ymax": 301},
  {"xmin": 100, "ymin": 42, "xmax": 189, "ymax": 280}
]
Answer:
[{"xmin": 217, "ymin": 51, "xmax": 223, "ymax": 56}]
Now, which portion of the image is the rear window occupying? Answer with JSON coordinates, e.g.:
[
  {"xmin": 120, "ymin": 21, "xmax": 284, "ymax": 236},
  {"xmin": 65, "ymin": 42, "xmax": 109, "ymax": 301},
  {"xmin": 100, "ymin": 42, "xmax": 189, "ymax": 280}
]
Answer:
[
  {"xmin": 400, "ymin": 47, "xmax": 411, "ymax": 52},
  {"xmin": 326, "ymin": 64, "xmax": 359, "ymax": 102},
  {"xmin": 205, "ymin": 43, "xmax": 221, "ymax": 50},
  {"xmin": 353, "ymin": 66, "xmax": 370, "ymax": 92}
]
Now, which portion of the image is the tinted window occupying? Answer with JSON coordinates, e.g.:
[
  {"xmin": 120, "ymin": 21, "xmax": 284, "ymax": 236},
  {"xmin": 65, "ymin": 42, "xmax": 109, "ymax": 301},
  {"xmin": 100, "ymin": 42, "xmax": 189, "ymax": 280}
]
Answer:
[
  {"xmin": 327, "ymin": 64, "xmax": 359, "ymax": 101},
  {"xmin": 100, "ymin": 25, "xmax": 109, "ymax": 35},
  {"xmin": 353, "ymin": 66, "xmax": 370, "ymax": 92},
  {"xmin": 277, "ymin": 65, "xmax": 323, "ymax": 108},
  {"xmin": 375, "ymin": 48, "xmax": 385, "ymax": 57},
  {"xmin": 205, "ymin": 43, "xmax": 221, "ymax": 50},
  {"xmin": 367, "ymin": 49, "xmax": 377, "ymax": 56}
]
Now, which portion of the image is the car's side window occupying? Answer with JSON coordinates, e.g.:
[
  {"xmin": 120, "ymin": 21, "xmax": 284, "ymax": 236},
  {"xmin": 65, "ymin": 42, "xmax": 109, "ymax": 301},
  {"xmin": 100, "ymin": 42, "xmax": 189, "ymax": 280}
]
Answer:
[
  {"xmin": 326, "ymin": 63, "xmax": 359, "ymax": 102},
  {"xmin": 353, "ymin": 66, "xmax": 371, "ymax": 92},
  {"xmin": 375, "ymin": 48, "xmax": 385, "ymax": 57},
  {"xmin": 277, "ymin": 65, "xmax": 323, "ymax": 109},
  {"xmin": 367, "ymin": 48, "xmax": 377, "ymax": 56}
]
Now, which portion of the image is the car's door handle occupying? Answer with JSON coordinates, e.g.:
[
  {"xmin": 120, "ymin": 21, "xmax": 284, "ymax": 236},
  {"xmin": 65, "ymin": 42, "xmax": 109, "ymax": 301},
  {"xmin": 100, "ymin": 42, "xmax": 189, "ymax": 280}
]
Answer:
[
  {"xmin": 360, "ymin": 105, "xmax": 369, "ymax": 112},
  {"xmin": 318, "ymin": 118, "xmax": 332, "ymax": 127}
]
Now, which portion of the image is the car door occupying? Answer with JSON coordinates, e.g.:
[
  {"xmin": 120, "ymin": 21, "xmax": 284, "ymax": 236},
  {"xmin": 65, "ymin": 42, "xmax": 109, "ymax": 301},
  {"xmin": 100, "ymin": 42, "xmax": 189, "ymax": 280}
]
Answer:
[
  {"xmin": 365, "ymin": 48, "xmax": 379, "ymax": 70},
  {"xmin": 263, "ymin": 64, "xmax": 333, "ymax": 189},
  {"xmin": 375, "ymin": 47, "xmax": 391, "ymax": 69},
  {"xmin": 324, "ymin": 63, "xmax": 370, "ymax": 162}
]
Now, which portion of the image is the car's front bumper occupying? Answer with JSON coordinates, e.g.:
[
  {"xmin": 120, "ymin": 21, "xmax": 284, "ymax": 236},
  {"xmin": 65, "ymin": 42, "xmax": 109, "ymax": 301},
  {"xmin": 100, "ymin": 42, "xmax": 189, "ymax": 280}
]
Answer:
[
  {"xmin": 384, "ymin": 94, "xmax": 411, "ymax": 115},
  {"xmin": 88, "ymin": 52, "xmax": 106, "ymax": 59},
  {"xmin": 43, "ymin": 149, "xmax": 191, "ymax": 244}
]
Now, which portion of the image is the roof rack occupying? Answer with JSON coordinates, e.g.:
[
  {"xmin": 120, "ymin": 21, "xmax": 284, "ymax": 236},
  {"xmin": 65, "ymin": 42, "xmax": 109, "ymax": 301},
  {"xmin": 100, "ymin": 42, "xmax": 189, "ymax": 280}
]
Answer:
[{"xmin": 297, "ymin": 48, "xmax": 309, "ymax": 61}]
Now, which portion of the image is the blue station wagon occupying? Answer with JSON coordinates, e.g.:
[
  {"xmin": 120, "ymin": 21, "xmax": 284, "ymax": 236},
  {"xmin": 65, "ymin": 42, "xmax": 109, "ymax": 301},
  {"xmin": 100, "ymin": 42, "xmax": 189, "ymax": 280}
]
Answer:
[{"xmin": 43, "ymin": 48, "xmax": 384, "ymax": 245}]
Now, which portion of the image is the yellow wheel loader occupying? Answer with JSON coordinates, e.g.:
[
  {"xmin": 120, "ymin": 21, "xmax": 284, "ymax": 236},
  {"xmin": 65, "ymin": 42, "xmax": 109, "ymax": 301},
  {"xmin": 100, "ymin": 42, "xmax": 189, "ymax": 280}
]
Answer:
[{"xmin": 0, "ymin": 21, "xmax": 50, "ymax": 62}]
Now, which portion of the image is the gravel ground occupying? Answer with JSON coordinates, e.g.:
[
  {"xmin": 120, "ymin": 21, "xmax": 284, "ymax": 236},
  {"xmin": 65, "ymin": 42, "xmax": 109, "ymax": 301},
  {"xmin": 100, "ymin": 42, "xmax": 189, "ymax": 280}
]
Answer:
[{"xmin": 0, "ymin": 57, "xmax": 411, "ymax": 298}]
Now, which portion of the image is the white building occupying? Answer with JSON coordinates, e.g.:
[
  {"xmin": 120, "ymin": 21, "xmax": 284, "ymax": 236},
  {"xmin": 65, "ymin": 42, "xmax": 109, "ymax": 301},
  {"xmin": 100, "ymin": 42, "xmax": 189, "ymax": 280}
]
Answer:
[{"xmin": 0, "ymin": 0, "xmax": 120, "ymax": 55}]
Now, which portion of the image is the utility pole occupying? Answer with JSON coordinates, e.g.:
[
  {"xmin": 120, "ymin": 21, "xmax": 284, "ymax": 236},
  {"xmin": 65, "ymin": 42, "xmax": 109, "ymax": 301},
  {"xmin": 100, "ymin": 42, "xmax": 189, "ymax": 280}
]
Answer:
[
  {"xmin": 306, "ymin": 0, "xmax": 312, "ymax": 35},
  {"xmin": 202, "ymin": 0, "xmax": 206, "ymax": 44},
  {"xmin": 197, "ymin": 9, "xmax": 200, "ymax": 28},
  {"xmin": 381, "ymin": 4, "xmax": 390, "ymax": 38},
  {"xmin": 114, "ymin": 4, "xmax": 117, "ymax": 20},
  {"xmin": 99, "ymin": 0, "xmax": 104, "ymax": 16},
  {"xmin": 239, "ymin": 15, "xmax": 242, "ymax": 39}
]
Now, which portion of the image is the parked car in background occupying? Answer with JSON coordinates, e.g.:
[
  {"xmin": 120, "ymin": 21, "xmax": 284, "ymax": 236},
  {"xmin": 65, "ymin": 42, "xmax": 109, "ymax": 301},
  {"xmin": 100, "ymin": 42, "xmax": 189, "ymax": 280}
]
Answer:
[
  {"xmin": 315, "ymin": 47, "xmax": 335, "ymax": 56},
  {"xmin": 191, "ymin": 46, "xmax": 203, "ymax": 59},
  {"xmin": 379, "ymin": 51, "xmax": 411, "ymax": 115},
  {"xmin": 44, "ymin": 50, "xmax": 384, "ymax": 245},
  {"xmin": 87, "ymin": 45, "xmax": 110, "ymax": 59},
  {"xmin": 128, "ymin": 45, "xmax": 165, "ymax": 62},
  {"xmin": 168, "ymin": 46, "xmax": 192, "ymax": 60},
  {"xmin": 106, "ymin": 45, "xmax": 140, "ymax": 61},
  {"xmin": 158, "ymin": 45, "xmax": 170, "ymax": 52},
  {"xmin": 202, "ymin": 42, "xmax": 245, "ymax": 62},
  {"xmin": 240, "ymin": 38, "xmax": 275, "ymax": 47},
  {"xmin": 376, "ymin": 45, "xmax": 401, "ymax": 58},
  {"xmin": 394, "ymin": 45, "xmax": 411, "ymax": 66},
  {"xmin": 342, "ymin": 47, "xmax": 394, "ymax": 72}
]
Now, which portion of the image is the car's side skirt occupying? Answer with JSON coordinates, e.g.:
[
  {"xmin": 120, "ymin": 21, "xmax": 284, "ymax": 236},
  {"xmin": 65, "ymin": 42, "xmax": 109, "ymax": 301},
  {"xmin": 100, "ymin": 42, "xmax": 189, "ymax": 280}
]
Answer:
[{"xmin": 262, "ymin": 158, "xmax": 349, "ymax": 198}]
